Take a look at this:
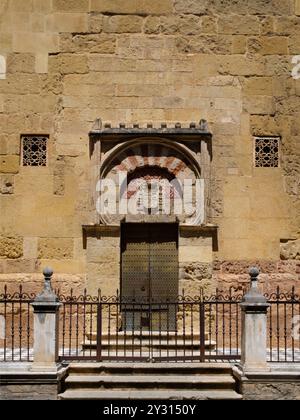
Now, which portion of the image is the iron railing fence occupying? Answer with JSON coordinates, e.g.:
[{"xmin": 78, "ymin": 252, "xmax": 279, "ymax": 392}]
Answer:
[
  {"xmin": 57, "ymin": 288, "xmax": 244, "ymax": 363},
  {"xmin": 1, "ymin": 285, "xmax": 300, "ymax": 364},
  {"xmin": 0, "ymin": 285, "xmax": 35, "ymax": 362},
  {"xmin": 267, "ymin": 287, "xmax": 300, "ymax": 363}
]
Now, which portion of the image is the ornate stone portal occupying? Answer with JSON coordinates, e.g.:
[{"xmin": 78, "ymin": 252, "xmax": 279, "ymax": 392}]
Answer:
[{"xmin": 83, "ymin": 123, "xmax": 217, "ymax": 297}]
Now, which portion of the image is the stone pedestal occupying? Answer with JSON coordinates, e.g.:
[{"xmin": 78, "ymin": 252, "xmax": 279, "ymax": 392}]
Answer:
[
  {"xmin": 240, "ymin": 267, "xmax": 270, "ymax": 373},
  {"xmin": 31, "ymin": 268, "xmax": 61, "ymax": 372}
]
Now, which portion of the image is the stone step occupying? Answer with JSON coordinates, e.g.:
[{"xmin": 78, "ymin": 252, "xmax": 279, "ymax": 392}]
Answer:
[
  {"xmin": 82, "ymin": 339, "xmax": 216, "ymax": 351},
  {"xmin": 87, "ymin": 332, "xmax": 210, "ymax": 341},
  {"xmin": 58, "ymin": 389, "xmax": 242, "ymax": 400},
  {"xmin": 67, "ymin": 362, "xmax": 233, "ymax": 376},
  {"xmin": 65, "ymin": 374, "xmax": 236, "ymax": 390}
]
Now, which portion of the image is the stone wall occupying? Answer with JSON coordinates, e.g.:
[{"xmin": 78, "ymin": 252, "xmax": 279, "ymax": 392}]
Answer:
[
  {"xmin": 213, "ymin": 258, "xmax": 300, "ymax": 293},
  {"xmin": 0, "ymin": 368, "xmax": 65, "ymax": 400},
  {"xmin": 0, "ymin": 384, "xmax": 58, "ymax": 400},
  {"xmin": 233, "ymin": 366, "xmax": 300, "ymax": 400},
  {"xmin": 0, "ymin": 1, "xmax": 299, "ymax": 291},
  {"xmin": 241, "ymin": 381, "xmax": 300, "ymax": 400}
]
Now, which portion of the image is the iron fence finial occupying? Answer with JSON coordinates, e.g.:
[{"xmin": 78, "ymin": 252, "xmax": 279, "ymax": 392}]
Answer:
[
  {"xmin": 33, "ymin": 267, "xmax": 59, "ymax": 303},
  {"xmin": 43, "ymin": 267, "xmax": 53, "ymax": 293},
  {"xmin": 241, "ymin": 266, "xmax": 268, "ymax": 305}
]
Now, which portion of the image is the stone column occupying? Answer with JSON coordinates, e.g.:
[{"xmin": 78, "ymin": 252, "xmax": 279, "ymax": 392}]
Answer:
[
  {"xmin": 31, "ymin": 268, "xmax": 61, "ymax": 372},
  {"xmin": 240, "ymin": 267, "xmax": 270, "ymax": 372}
]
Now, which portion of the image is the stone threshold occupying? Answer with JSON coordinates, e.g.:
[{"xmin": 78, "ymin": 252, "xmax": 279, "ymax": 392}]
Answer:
[
  {"xmin": 0, "ymin": 363, "xmax": 67, "ymax": 385},
  {"xmin": 233, "ymin": 364, "xmax": 300, "ymax": 382}
]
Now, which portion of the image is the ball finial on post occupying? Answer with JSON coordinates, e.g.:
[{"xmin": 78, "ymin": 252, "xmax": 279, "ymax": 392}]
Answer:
[
  {"xmin": 43, "ymin": 267, "xmax": 54, "ymax": 278},
  {"xmin": 249, "ymin": 267, "xmax": 260, "ymax": 288},
  {"xmin": 43, "ymin": 267, "xmax": 54, "ymax": 294},
  {"xmin": 249, "ymin": 266, "xmax": 260, "ymax": 279}
]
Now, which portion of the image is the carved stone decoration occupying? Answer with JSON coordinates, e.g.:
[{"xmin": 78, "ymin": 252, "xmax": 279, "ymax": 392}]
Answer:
[{"xmin": 88, "ymin": 126, "xmax": 213, "ymax": 227}]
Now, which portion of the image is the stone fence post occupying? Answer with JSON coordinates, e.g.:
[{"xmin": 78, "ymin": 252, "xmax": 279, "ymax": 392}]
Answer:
[
  {"xmin": 31, "ymin": 268, "xmax": 61, "ymax": 372},
  {"xmin": 240, "ymin": 267, "xmax": 270, "ymax": 372}
]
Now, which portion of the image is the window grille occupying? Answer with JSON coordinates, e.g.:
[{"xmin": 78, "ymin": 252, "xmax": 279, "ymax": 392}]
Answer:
[
  {"xmin": 254, "ymin": 137, "xmax": 280, "ymax": 168},
  {"xmin": 22, "ymin": 136, "xmax": 48, "ymax": 167}
]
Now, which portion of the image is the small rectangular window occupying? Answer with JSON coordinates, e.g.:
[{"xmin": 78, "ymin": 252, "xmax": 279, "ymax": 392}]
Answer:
[
  {"xmin": 254, "ymin": 137, "xmax": 280, "ymax": 168},
  {"xmin": 21, "ymin": 135, "xmax": 48, "ymax": 167}
]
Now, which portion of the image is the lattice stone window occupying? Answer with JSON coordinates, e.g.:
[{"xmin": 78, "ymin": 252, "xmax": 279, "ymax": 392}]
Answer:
[
  {"xmin": 22, "ymin": 136, "xmax": 48, "ymax": 167},
  {"xmin": 254, "ymin": 137, "xmax": 280, "ymax": 168}
]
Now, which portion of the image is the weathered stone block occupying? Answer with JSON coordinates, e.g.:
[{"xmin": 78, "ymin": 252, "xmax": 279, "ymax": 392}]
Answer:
[
  {"xmin": 260, "ymin": 16, "xmax": 275, "ymax": 35},
  {"xmin": 52, "ymin": 0, "xmax": 90, "ymax": 12},
  {"xmin": 241, "ymin": 381, "xmax": 300, "ymax": 400},
  {"xmin": 0, "ymin": 237, "xmax": 23, "ymax": 259},
  {"xmin": 0, "ymin": 33, "xmax": 12, "ymax": 52},
  {"xmin": 250, "ymin": 115, "xmax": 288, "ymax": 136},
  {"xmin": 248, "ymin": 36, "xmax": 288, "ymax": 55},
  {"xmin": 38, "ymin": 238, "xmax": 74, "ymax": 259},
  {"xmin": 61, "ymin": 34, "xmax": 116, "ymax": 54},
  {"xmin": 5, "ymin": 259, "xmax": 37, "ymax": 273},
  {"xmin": 0, "ymin": 136, "xmax": 8, "ymax": 155},
  {"xmin": 0, "ymin": 384, "xmax": 59, "ymax": 400},
  {"xmin": 276, "ymin": 17, "xmax": 300, "ymax": 35},
  {"xmin": 88, "ymin": 13, "xmax": 104, "ymax": 33},
  {"xmin": 35, "ymin": 53, "xmax": 48, "ymax": 73},
  {"xmin": 179, "ymin": 246, "xmax": 212, "ymax": 263},
  {"xmin": 211, "ymin": 0, "xmax": 249, "ymax": 14},
  {"xmin": 144, "ymin": 16, "xmax": 161, "ymax": 34},
  {"xmin": 179, "ymin": 262, "xmax": 212, "ymax": 281},
  {"xmin": 23, "ymin": 237, "xmax": 38, "ymax": 259},
  {"xmin": 13, "ymin": 32, "xmax": 59, "ymax": 53},
  {"xmin": 296, "ymin": 0, "xmax": 300, "ymax": 16},
  {"xmin": 8, "ymin": 0, "xmax": 33, "ymax": 13},
  {"xmin": 247, "ymin": 0, "xmax": 293, "ymax": 15},
  {"xmin": 219, "ymin": 56, "xmax": 265, "ymax": 76},
  {"xmin": 91, "ymin": 0, "xmax": 173, "ymax": 14},
  {"xmin": 242, "ymin": 77, "xmax": 273, "ymax": 96},
  {"xmin": 179, "ymin": 232, "xmax": 213, "ymax": 247},
  {"xmin": 46, "ymin": 13, "xmax": 88, "ymax": 33},
  {"xmin": 177, "ymin": 35, "xmax": 232, "ymax": 55},
  {"xmin": 60, "ymin": 54, "xmax": 88, "ymax": 74},
  {"xmin": 0, "ymin": 174, "xmax": 14, "ymax": 194},
  {"xmin": 33, "ymin": 0, "xmax": 52, "ymax": 13},
  {"xmin": 174, "ymin": 0, "xmax": 208, "ymax": 14},
  {"xmin": 53, "ymin": 157, "xmax": 65, "ymax": 196},
  {"xmin": 218, "ymin": 15, "xmax": 260, "ymax": 35},
  {"xmin": 232, "ymin": 36, "xmax": 246, "ymax": 54},
  {"xmin": 0, "ymin": 155, "xmax": 19, "ymax": 174},
  {"xmin": 103, "ymin": 15, "xmax": 143, "ymax": 34},
  {"xmin": 30, "ymin": 13, "xmax": 46, "ymax": 33},
  {"xmin": 243, "ymin": 96, "xmax": 275, "ymax": 115},
  {"xmin": 6, "ymin": 53, "xmax": 35, "ymax": 73},
  {"xmin": 87, "ymin": 244, "xmax": 120, "ymax": 264},
  {"xmin": 280, "ymin": 239, "xmax": 300, "ymax": 260},
  {"xmin": 201, "ymin": 16, "xmax": 217, "ymax": 33}
]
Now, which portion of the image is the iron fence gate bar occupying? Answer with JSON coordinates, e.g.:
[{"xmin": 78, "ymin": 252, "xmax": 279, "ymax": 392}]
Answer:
[
  {"xmin": 0, "ymin": 285, "xmax": 35, "ymax": 362},
  {"xmin": 1, "ymin": 285, "xmax": 300, "ymax": 364},
  {"xmin": 266, "ymin": 287, "xmax": 300, "ymax": 363},
  {"xmin": 57, "ymin": 290, "xmax": 246, "ymax": 363}
]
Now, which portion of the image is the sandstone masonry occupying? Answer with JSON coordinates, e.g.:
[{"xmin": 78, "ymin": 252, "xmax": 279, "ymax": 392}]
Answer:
[{"xmin": 0, "ymin": 0, "xmax": 299, "ymax": 295}]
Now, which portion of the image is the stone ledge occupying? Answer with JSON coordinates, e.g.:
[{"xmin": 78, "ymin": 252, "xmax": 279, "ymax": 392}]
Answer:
[
  {"xmin": 90, "ymin": 127, "xmax": 212, "ymax": 141},
  {"xmin": 0, "ymin": 365, "xmax": 67, "ymax": 400},
  {"xmin": 233, "ymin": 365, "xmax": 300, "ymax": 382},
  {"xmin": 233, "ymin": 365, "xmax": 300, "ymax": 399},
  {"xmin": 0, "ymin": 364, "xmax": 67, "ymax": 384}
]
